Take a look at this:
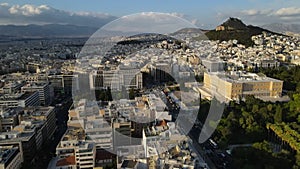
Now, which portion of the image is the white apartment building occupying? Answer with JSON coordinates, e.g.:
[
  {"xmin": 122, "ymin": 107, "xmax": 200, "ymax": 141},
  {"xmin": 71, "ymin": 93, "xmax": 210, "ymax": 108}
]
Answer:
[
  {"xmin": 89, "ymin": 67, "xmax": 143, "ymax": 90},
  {"xmin": 56, "ymin": 128, "xmax": 96, "ymax": 169},
  {"xmin": 0, "ymin": 92, "xmax": 40, "ymax": 108},
  {"xmin": 21, "ymin": 82, "xmax": 53, "ymax": 106}
]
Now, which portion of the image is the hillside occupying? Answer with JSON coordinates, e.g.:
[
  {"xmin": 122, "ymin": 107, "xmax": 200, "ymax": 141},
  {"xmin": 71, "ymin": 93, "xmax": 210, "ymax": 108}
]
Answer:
[
  {"xmin": 220, "ymin": 17, "xmax": 247, "ymax": 30},
  {"xmin": 205, "ymin": 17, "xmax": 278, "ymax": 47}
]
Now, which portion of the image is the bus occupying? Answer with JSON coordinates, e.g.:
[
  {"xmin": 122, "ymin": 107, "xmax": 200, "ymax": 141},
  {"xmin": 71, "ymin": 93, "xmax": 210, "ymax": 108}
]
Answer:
[{"xmin": 209, "ymin": 139, "xmax": 218, "ymax": 149}]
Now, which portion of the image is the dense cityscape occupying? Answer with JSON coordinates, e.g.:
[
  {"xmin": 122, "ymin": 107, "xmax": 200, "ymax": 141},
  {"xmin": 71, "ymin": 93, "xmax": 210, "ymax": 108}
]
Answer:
[{"xmin": 0, "ymin": 1, "xmax": 300, "ymax": 169}]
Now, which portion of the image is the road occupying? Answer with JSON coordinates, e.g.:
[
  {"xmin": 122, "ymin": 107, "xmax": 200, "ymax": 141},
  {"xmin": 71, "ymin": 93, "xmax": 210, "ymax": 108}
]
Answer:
[
  {"xmin": 228, "ymin": 144, "xmax": 253, "ymax": 151},
  {"xmin": 36, "ymin": 95, "xmax": 72, "ymax": 169},
  {"xmin": 189, "ymin": 127, "xmax": 217, "ymax": 169},
  {"xmin": 162, "ymin": 89, "xmax": 218, "ymax": 169}
]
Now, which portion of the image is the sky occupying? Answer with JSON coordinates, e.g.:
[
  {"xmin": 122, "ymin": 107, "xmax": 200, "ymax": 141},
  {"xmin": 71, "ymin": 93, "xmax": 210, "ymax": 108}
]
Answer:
[{"xmin": 0, "ymin": 0, "xmax": 299, "ymax": 29}]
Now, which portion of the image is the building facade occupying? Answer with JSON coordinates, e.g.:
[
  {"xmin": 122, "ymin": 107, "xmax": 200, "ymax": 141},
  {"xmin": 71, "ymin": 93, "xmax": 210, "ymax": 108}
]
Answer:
[
  {"xmin": 0, "ymin": 146, "xmax": 23, "ymax": 169},
  {"xmin": 0, "ymin": 92, "xmax": 40, "ymax": 108},
  {"xmin": 21, "ymin": 82, "xmax": 53, "ymax": 106},
  {"xmin": 203, "ymin": 71, "xmax": 283, "ymax": 100},
  {"xmin": 89, "ymin": 68, "xmax": 143, "ymax": 90}
]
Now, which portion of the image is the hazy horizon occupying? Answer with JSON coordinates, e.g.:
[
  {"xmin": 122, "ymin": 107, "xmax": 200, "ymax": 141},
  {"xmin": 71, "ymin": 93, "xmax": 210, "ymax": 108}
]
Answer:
[{"xmin": 0, "ymin": 1, "xmax": 299, "ymax": 29}]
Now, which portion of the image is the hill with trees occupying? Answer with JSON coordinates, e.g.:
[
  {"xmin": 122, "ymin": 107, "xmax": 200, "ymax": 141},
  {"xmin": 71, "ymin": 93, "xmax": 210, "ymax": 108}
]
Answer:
[{"xmin": 204, "ymin": 17, "xmax": 281, "ymax": 47}]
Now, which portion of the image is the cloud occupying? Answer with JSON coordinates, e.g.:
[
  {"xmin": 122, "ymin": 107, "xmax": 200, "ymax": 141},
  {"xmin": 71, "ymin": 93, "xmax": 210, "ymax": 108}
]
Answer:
[
  {"xmin": 245, "ymin": 7, "xmax": 300, "ymax": 18},
  {"xmin": 217, "ymin": 7, "xmax": 300, "ymax": 26},
  {"xmin": 0, "ymin": 3, "xmax": 117, "ymax": 27},
  {"xmin": 0, "ymin": 3, "xmax": 9, "ymax": 7},
  {"xmin": 8, "ymin": 4, "xmax": 51, "ymax": 16},
  {"xmin": 240, "ymin": 9, "xmax": 274, "ymax": 16},
  {"xmin": 72, "ymin": 11, "xmax": 113, "ymax": 19},
  {"xmin": 241, "ymin": 9, "xmax": 259, "ymax": 16},
  {"xmin": 0, "ymin": 4, "xmax": 206, "ymax": 29},
  {"xmin": 274, "ymin": 7, "xmax": 300, "ymax": 17}
]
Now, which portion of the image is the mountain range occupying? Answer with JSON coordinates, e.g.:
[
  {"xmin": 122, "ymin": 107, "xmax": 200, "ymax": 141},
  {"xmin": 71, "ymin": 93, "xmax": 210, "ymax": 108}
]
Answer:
[
  {"xmin": 262, "ymin": 23, "xmax": 300, "ymax": 34},
  {"xmin": 0, "ymin": 17, "xmax": 297, "ymax": 43},
  {"xmin": 0, "ymin": 24, "xmax": 98, "ymax": 38}
]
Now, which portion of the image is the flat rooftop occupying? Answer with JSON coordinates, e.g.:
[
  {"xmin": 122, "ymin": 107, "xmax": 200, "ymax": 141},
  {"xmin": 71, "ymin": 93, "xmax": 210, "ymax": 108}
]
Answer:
[
  {"xmin": 0, "ymin": 92, "xmax": 37, "ymax": 101},
  {"xmin": 22, "ymin": 82, "xmax": 48, "ymax": 88},
  {"xmin": 208, "ymin": 71, "xmax": 282, "ymax": 83},
  {"xmin": 62, "ymin": 127, "xmax": 85, "ymax": 141},
  {"xmin": 23, "ymin": 106, "xmax": 54, "ymax": 117}
]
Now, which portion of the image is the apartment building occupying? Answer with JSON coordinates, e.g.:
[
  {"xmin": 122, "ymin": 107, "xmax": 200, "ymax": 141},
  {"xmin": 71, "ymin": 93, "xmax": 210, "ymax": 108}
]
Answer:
[
  {"xmin": 48, "ymin": 74, "xmax": 79, "ymax": 94},
  {"xmin": 68, "ymin": 100, "xmax": 113, "ymax": 150},
  {"xmin": 0, "ymin": 146, "xmax": 23, "ymax": 169},
  {"xmin": 201, "ymin": 59, "xmax": 224, "ymax": 72},
  {"xmin": 89, "ymin": 67, "xmax": 143, "ymax": 90},
  {"xmin": 0, "ymin": 106, "xmax": 56, "ymax": 165},
  {"xmin": 0, "ymin": 92, "xmax": 40, "ymax": 108},
  {"xmin": 0, "ymin": 82, "xmax": 25, "ymax": 94},
  {"xmin": 0, "ymin": 108, "xmax": 22, "ymax": 132},
  {"xmin": 56, "ymin": 127, "xmax": 96, "ymax": 169},
  {"xmin": 112, "ymin": 118, "xmax": 132, "ymax": 147},
  {"xmin": 21, "ymin": 82, "xmax": 53, "ymax": 106}
]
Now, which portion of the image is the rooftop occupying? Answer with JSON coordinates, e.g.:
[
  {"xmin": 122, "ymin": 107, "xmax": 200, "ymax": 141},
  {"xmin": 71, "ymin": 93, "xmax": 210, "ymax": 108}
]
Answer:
[
  {"xmin": 0, "ymin": 107, "xmax": 22, "ymax": 118},
  {"xmin": 0, "ymin": 130, "xmax": 35, "ymax": 142},
  {"xmin": 22, "ymin": 82, "xmax": 48, "ymax": 88},
  {"xmin": 62, "ymin": 127, "xmax": 85, "ymax": 141},
  {"xmin": 56, "ymin": 155, "xmax": 76, "ymax": 167},
  {"xmin": 209, "ymin": 71, "xmax": 282, "ymax": 83},
  {"xmin": 0, "ymin": 146, "xmax": 19, "ymax": 165},
  {"xmin": 23, "ymin": 106, "xmax": 54, "ymax": 117},
  {"xmin": 0, "ymin": 92, "xmax": 37, "ymax": 101}
]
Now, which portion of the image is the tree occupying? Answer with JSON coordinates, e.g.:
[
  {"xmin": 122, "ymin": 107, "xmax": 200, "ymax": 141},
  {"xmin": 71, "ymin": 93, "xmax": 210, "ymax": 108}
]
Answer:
[
  {"xmin": 239, "ymin": 117, "xmax": 246, "ymax": 129},
  {"xmin": 296, "ymin": 83, "xmax": 300, "ymax": 93},
  {"xmin": 290, "ymin": 94, "xmax": 300, "ymax": 112},
  {"xmin": 288, "ymin": 94, "xmax": 300, "ymax": 120},
  {"xmin": 274, "ymin": 105, "xmax": 283, "ymax": 123},
  {"xmin": 295, "ymin": 153, "xmax": 300, "ymax": 167},
  {"xmin": 252, "ymin": 105, "xmax": 259, "ymax": 113},
  {"xmin": 195, "ymin": 75, "xmax": 203, "ymax": 82},
  {"xmin": 258, "ymin": 107, "xmax": 270, "ymax": 123},
  {"xmin": 121, "ymin": 85, "xmax": 127, "ymax": 99},
  {"xmin": 267, "ymin": 104, "xmax": 273, "ymax": 112},
  {"xmin": 129, "ymin": 87, "xmax": 135, "ymax": 100},
  {"xmin": 253, "ymin": 140, "xmax": 272, "ymax": 153}
]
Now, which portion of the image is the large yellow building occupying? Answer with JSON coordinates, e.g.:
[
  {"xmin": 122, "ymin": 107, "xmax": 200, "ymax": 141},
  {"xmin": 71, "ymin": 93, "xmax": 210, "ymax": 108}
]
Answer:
[{"xmin": 203, "ymin": 71, "xmax": 283, "ymax": 100}]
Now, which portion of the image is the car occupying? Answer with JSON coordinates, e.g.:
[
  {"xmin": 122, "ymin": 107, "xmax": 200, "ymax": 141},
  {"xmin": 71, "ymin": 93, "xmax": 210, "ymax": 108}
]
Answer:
[{"xmin": 217, "ymin": 153, "xmax": 226, "ymax": 158}]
